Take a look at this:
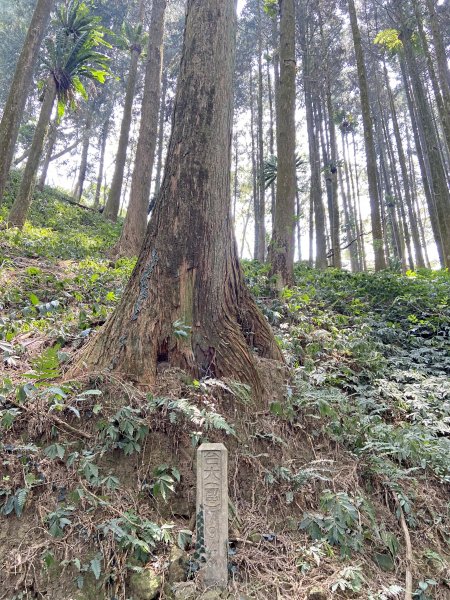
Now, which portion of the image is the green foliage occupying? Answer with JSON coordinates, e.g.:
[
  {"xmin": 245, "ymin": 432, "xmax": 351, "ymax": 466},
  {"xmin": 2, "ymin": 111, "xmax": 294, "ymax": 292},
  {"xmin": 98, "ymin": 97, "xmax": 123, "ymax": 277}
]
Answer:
[
  {"xmin": 300, "ymin": 490, "xmax": 367, "ymax": 556},
  {"xmin": 42, "ymin": 0, "xmax": 111, "ymax": 118},
  {"xmin": 46, "ymin": 505, "xmax": 75, "ymax": 537},
  {"xmin": 374, "ymin": 29, "xmax": 403, "ymax": 53},
  {"xmin": 146, "ymin": 464, "xmax": 180, "ymax": 502},
  {"xmin": 99, "ymin": 406, "xmax": 149, "ymax": 455},
  {"xmin": 331, "ymin": 565, "xmax": 365, "ymax": 594},
  {"xmin": 98, "ymin": 513, "xmax": 172, "ymax": 564},
  {"xmin": 148, "ymin": 396, "xmax": 235, "ymax": 440}
]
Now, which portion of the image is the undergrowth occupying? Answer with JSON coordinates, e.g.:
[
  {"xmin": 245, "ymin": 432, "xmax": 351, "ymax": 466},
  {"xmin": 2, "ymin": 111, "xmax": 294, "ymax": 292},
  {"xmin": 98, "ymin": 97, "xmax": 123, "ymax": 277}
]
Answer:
[{"xmin": 0, "ymin": 193, "xmax": 449, "ymax": 598}]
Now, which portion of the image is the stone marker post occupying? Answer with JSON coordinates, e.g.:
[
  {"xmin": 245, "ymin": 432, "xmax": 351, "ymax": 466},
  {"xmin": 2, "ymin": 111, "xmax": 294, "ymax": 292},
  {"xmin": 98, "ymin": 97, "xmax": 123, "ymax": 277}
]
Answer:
[{"xmin": 196, "ymin": 443, "xmax": 228, "ymax": 588}]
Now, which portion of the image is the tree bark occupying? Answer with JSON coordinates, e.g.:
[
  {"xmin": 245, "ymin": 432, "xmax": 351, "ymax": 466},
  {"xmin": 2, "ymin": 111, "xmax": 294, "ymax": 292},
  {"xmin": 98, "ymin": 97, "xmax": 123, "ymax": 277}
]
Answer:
[
  {"xmin": 72, "ymin": 0, "xmax": 283, "ymax": 394},
  {"xmin": 348, "ymin": 0, "xmax": 386, "ymax": 270},
  {"xmin": 154, "ymin": 68, "xmax": 168, "ymax": 199},
  {"xmin": 103, "ymin": 45, "xmax": 142, "ymax": 221},
  {"xmin": 0, "ymin": 0, "xmax": 54, "ymax": 205},
  {"xmin": 269, "ymin": 0, "xmax": 297, "ymax": 286},
  {"xmin": 255, "ymin": 1, "xmax": 266, "ymax": 262},
  {"xmin": 37, "ymin": 117, "xmax": 58, "ymax": 190},
  {"xmin": 94, "ymin": 118, "xmax": 110, "ymax": 209},
  {"xmin": 113, "ymin": 0, "xmax": 167, "ymax": 257},
  {"xmin": 424, "ymin": 0, "xmax": 450, "ymax": 154},
  {"xmin": 401, "ymin": 28, "xmax": 450, "ymax": 267},
  {"xmin": 73, "ymin": 117, "xmax": 91, "ymax": 202},
  {"xmin": 7, "ymin": 77, "xmax": 57, "ymax": 229}
]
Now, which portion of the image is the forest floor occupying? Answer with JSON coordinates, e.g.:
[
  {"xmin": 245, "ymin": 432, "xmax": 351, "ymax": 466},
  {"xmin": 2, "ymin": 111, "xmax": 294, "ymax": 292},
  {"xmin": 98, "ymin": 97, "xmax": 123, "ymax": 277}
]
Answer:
[{"xmin": 0, "ymin": 177, "xmax": 449, "ymax": 600}]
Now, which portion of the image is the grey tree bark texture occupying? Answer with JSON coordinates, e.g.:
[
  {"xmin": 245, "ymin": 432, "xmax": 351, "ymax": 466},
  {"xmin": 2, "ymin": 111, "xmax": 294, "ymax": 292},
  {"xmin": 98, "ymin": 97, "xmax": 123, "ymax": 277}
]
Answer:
[
  {"xmin": 73, "ymin": 0, "xmax": 283, "ymax": 396},
  {"xmin": 7, "ymin": 77, "xmax": 57, "ymax": 229},
  {"xmin": 103, "ymin": 45, "xmax": 142, "ymax": 222},
  {"xmin": 269, "ymin": 0, "xmax": 297, "ymax": 287},
  {"xmin": 348, "ymin": 0, "xmax": 386, "ymax": 271},
  {"xmin": 113, "ymin": 0, "xmax": 168, "ymax": 258},
  {"xmin": 0, "ymin": 0, "xmax": 54, "ymax": 205}
]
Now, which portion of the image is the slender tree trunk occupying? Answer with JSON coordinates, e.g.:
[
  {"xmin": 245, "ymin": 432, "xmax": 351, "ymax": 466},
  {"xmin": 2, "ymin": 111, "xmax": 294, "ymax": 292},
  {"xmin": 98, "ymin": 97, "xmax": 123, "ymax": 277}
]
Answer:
[
  {"xmin": 104, "ymin": 46, "xmax": 142, "ymax": 221},
  {"xmin": 299, "ymin": 5, "xmax": 326, "ymax": 269},
  {"xmin": 250, "ymin": 70, "xmax": 260, "ymax": 260},
  {"xmin": 400, "ymin": 57, "xmax": 443, "ymax": 265},
  {"xmin": 341, "ymin": 132, "xmax": 359, "ymax": 271},
  {"xmin": 154, "ymin": 68, "xmax": 168, "ymax": 199},
  {"xmin": 413, "ymin": 0, "xmax": 450, "ymax": 153},
  {"xmin": 269, "ymin": 0, "xmax": 297, "ymax": 286},
  {"xmin": 348, "ymin": 0, "xmax": 385, "ymax": 270},
  {"xmin": 351, "ymin": 131, "xmax": 367, "ymax": 270},
  {"xmin": 73, "ymin": 117, "xmax": 91, "ymax": 202},
  {"xmin": 255, "ymin": 1, "xmax": 266, "ymax": 261},
  {"xmin": 72, "ymin": 0, "xmax": 282, "ymax": 394},
  {"xmin": 266, "ymin": 48, "xmax": 276, "ymax": 228},
  {"xmin": 94, "ymin": 118, "xmax": 110, "ymax": 209},
  {"xmin": 37, "ymin": 117, "xmax": 58, "ymax": 190},
  {"xmin": 401, "ymin": 30, "xmax": 450, "ymax": 267},
  {"xmin": 114, "ymin": 0, "xmax": 167, "ymax": 258},
  {"xmin": 385, "ymin": 66, "xmax": 425, "ymax": 268},
  {"xmin": 7, "ymin": 77, "xmax": 56, "ymax": 228},
  {"xmin": 0, "ymin": 0, "xmax": 54, "ymax": 204},
  {"xmin": 424, "ymin": 0, "xmax": 450, "ymax": 153},
  {"xmin": 325, "ymin": 86, "xmax": 341, "ymax": 268}
]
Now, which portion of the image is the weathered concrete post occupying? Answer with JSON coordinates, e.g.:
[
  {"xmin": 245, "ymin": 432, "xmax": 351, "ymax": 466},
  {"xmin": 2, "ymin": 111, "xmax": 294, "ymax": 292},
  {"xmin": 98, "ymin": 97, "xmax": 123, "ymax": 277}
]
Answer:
[{"xmin": 196, "ymin": 443, "xmax": 228, "ymax": 588}]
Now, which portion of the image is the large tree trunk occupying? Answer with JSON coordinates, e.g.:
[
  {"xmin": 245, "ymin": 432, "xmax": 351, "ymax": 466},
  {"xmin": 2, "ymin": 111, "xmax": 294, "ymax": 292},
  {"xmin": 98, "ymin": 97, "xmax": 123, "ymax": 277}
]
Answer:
[
  {"xmin": 0, "ymin": 0, "xmax": 54, "ymax": 205},
  {"xmin": 72, "ymin": 0, "xmax": 283, "ymax": 394},
  {"xmin": 7, "ymin": 77, "xmax": 56, "ymax": 229},
  {"xmin": 113, "ymin": 0, "xmax": 167, "ymax": 258},
  {"xmin": 103, "ymin": 46, "xmax": 142, "ymax": 222},
  {"xmin": 348, "ymin": 0, "xmax": 386, "ymax": 271},
  {"xmin": 269, "ymin": 0, "xmax": 297, "ymax": 286}
]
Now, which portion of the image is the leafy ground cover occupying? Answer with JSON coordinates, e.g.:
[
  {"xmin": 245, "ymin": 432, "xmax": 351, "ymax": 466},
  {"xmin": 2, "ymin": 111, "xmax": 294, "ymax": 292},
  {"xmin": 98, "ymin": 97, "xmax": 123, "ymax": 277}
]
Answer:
[{"xmin": 0, "ymin": 189, "xmax": 449, "ymax": 599}]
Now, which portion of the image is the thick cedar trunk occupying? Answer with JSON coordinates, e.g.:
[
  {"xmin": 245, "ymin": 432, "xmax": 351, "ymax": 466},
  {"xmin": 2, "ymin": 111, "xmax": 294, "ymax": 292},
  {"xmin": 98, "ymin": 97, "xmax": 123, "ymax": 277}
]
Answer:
[
  {"xmin": 8, "ymin": 77, "xmax": 56, "ymax": 229},
  {"xmin": 348, "ymin": 0, "xmax": 386, "ymax": 271},
  {"xmin": 73, "ymin": 0, "xmax": 282, "ymax": 394},
  {"xmin": 73, "ymin": 118, "xmax": 91, "ymax": 202},
  {"xmin": 104, "ymin": 47, "xmax": 141, "ymax": 222},
  {"xmin": 0, "ymin": 0, "xmax": 54, "ymax": 204},
  {"xmin": 37, "ymin": 117, "xmax": 58, "ymax": 190},
  {"xmin": 114, "ymin": 0, "xmax": 167, "ymax": 258},
  {"xmin": 269, "ymin": 0, "xmax": 297, "ymax": 285}
]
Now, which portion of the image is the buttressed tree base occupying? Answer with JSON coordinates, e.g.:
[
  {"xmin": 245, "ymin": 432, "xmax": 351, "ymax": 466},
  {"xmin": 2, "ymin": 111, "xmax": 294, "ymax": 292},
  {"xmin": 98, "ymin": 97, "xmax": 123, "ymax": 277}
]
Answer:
[{"xmin": 73, "ymin": 0, "xmax": 283, "ymax": 395}]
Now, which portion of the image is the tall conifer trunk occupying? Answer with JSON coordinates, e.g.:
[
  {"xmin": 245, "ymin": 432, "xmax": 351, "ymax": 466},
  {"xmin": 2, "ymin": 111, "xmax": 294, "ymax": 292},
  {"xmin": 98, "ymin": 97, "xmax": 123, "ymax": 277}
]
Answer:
[
  {"xmin": 73, "ymin": 0, "xmax": 282, "ymax": 394},
  {"xmin": 348, "ymin": 0, "xmax": 386, "ymax": 270},
  {"xmin": 7, "ymin": 77, "xmax": 57, "ymax": 229},
  {"xmin": 0, "ymin": 0, "xmax": 54, "ymax": 204},
  {"xmin": 113, "ymin": 0, "xmax": 167, "ymax": 257},
  {"xmin": 269, "ymin": 0, "xmax": 297, "ymax": 286}
]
